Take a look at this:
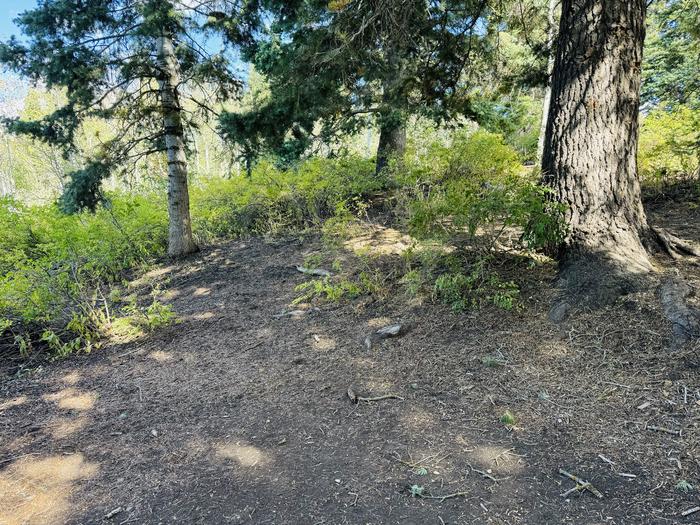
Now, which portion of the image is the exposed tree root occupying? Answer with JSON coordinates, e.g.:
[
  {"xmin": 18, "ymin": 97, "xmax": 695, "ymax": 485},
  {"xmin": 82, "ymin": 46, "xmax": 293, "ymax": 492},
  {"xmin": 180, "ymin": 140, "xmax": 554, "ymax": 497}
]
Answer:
[
  {"xmin": 650, "ymin": 227, "xmax": 700, "ymax": 259},
  {"xmin": 658, "ymin": 276, "xmax": 700, "ymax": 346}
]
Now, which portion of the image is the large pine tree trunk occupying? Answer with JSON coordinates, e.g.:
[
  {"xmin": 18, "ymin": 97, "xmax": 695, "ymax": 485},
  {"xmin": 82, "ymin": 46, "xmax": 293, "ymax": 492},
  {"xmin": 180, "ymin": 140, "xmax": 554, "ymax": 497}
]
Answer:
[
  {"xmin": 157, "ymin": 34, "xmax": 198, "ymax": 257},
  {"xmin": 542, "ymin": 0, "xmax": 653, "ymax": 300},
  {"xmin": 375, "ymin": 121, "xmax": 406, "ymax": 175}
]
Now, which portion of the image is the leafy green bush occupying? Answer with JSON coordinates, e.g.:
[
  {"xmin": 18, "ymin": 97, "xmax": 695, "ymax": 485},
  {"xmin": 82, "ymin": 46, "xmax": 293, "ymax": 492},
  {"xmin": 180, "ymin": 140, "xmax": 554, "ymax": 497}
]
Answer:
[
  {"xmin": 191, "ymin": 156, "xmax": 383, "ymax": 242},
  {"xmin": 0, "ymin": 155, "xmax": 386, "ymax": 358},
  {"xmin": 0, "ymin": 194, "xmax": 168, "ymax": 357},
  {"xmin": 639, "ymin": 105, "xmax": 700, "ymax": 188},
  {"xmin": 2, "ymin": 131, "xmax": 564, "ymax": 358},
  {"xmin": 394, "ymin": 130, "xmax": 565, "ymax": 252}
]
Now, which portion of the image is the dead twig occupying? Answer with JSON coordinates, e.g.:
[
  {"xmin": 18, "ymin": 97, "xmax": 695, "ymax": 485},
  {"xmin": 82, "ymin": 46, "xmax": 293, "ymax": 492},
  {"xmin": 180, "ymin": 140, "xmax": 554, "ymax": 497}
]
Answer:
[
  {"xmin": 104, "ymin": 507, "xmax": 123, "ymax": 519},
  {"xmin": 348, "ymin": 386, "xmax": 403, "ymax": 403},
  {"xmin": 646, "ymin": 424, "xmax": 681, "ymax": 436},
  {"xmin": 558, "ymin": 469, "xmax": 603, "ymax": 499},
  {"xmin": 418, "ymin": 491, "xmax": 470, "ymax": 502},
  {"xmin": 598, "ymin": 454, "xmax": 615, "ymax": 467},
  {"xmin": 467, "ymin": 463, "xmax": 509, "ymax": 483}
]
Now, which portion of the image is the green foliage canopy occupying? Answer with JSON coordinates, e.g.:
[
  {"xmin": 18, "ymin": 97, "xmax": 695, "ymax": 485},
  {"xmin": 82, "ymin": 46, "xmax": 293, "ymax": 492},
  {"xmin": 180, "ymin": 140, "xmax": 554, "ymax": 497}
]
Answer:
[
  {"xmin": 220, "ymin": 0, "xmax": 498, "ymax": 164},
  {"xmin": 0, "ymin": 0, "xmax": 259, "ymax": 211}
]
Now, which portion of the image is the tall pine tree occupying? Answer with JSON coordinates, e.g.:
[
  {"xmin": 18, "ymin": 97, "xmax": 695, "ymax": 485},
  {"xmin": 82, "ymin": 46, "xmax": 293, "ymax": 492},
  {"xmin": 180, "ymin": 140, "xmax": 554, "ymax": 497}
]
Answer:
[
  {"xmin": 0, "ymin": 0, "xmax": 259, "ymax": 256},
  {"xmin": 220, "ymin": 0, "xmax": 492, "ymax": 174}
]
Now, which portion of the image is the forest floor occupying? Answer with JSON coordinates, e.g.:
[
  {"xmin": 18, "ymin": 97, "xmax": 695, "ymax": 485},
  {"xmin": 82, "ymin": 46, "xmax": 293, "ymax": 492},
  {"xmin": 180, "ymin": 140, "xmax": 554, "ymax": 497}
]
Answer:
[{"xmin": 1, "ymin": 193, "xmax": 700, "ymax": 525}]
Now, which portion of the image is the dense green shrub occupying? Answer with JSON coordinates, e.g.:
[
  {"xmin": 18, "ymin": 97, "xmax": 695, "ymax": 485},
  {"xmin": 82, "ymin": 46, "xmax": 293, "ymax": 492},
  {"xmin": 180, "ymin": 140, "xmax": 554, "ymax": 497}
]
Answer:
[
  {"xmin": 638, "ymin": 105, "xmax": 700, "ymax": 188},
  {"xmin": 0, "ymin": 155, "xmax": 385, "ymax": 357},
  {"xmin": 191, "ymin": 156, "xmax": 382, "ymax": 242},
  {"xmin": 393, "ymin": 130, "xmax": 564, "ymax": 252},
  {"xmin": 0, "ymin": 194, "xmax": 168, "ymax": 360}
]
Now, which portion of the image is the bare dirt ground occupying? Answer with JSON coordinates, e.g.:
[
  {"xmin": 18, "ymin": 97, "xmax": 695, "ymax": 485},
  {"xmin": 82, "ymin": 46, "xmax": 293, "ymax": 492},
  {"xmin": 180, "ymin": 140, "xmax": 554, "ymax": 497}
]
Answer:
[{"xmin": 1, "ymin": 197, "xmax": 700, "ymax": 525}]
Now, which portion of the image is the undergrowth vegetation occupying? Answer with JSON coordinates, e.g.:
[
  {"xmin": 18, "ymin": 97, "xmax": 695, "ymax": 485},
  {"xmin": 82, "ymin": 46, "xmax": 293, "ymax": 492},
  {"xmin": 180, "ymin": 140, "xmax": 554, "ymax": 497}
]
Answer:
[
  {"xmin": 639, "ymin": 106, "xmax": 700, "ymax": 191},
  {"xmin": 2, "ymin": 129, "xmax": 566, "ymax": 360},
  {"xmin": 4, "ymin": 114, "xmax": 698, "ymax": 361}
]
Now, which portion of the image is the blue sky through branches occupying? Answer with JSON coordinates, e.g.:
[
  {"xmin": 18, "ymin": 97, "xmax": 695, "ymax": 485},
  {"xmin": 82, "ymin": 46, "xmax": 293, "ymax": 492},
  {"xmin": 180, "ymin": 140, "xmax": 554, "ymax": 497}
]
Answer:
[{"xmin": 0, "ymin": 0, "xmax": 36, "ymax": 40}]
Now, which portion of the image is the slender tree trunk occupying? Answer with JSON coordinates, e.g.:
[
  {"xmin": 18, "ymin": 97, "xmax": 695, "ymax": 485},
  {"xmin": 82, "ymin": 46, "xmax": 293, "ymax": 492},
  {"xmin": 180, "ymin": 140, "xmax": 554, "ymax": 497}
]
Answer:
[
  {"xmin": 536, "ymin": 0, "xmax": 557, "ymax": 161},
  {"xmin": 0, "ymin": 135, "xmax": 16, "ymax": 197},
  {"xmin": 157, "ymin": 34, "xmax": 198, "ymax": 257},
  {"xmin": 375, "ymin": 120, "xmax": 406, "ymax": 175},
  {"xmin": 542, "ymin": 0, "xmax": 652, "ymax": 300}
]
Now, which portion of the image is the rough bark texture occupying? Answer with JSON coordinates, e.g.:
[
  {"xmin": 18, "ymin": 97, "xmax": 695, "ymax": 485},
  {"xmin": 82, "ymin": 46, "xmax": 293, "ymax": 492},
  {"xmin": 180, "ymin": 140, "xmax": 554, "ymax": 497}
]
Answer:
[
  {"xmin": 375, "ymin": 122, "xmax": 406, "ymax": 175},
  {"xmin": 157, "ymin": 34, "xmax": 198, "ymax": 258},
  {"xmin": 542, "ymin": 0, "xmax": 652, "ymax": 302}
]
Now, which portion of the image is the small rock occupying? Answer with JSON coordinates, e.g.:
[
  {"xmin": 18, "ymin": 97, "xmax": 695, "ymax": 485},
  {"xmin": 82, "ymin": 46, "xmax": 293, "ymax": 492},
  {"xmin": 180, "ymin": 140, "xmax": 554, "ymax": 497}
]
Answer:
[
  {"xmin": 377, "ymin": 324, "xmax": 402, "ymax": 337},
  {"xmin": 364, "ymin": 323, "xmax": 404, "ymax": 349},
  {"xmin": 548, "ymin": 301, "xmax": 570, "ymax": 323},
  {"xmin": 296, "ymin": 266, "xmax": 332, "ymax": 277},
  {"xmin": 151, "ymin": 429, "xmax": 158, "ymax": 437}
]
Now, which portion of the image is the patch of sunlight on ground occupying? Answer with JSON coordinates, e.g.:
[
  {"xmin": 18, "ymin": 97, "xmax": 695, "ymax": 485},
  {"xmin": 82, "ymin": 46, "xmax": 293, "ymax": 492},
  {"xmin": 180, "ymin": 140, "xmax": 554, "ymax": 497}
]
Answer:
[
  {"xmin": 162, "ymin": 289, "xmax": 181, "ymax": 301},
  {"xmin": 190, "ymin": 311, "xmax": 215, "ymax": 320},
  {"xmin": 60, "ymin": 372, "xmax": 81, "ymax": 385},
  {"xmin": 399, "ymin": 407, "xmax": 439, "ymax": 432},
  {"xmin": 0, "ymin": 396, "xmax": 27, "ymax": 411},
  {"xmin": 49, "ymin": 415, "xmax": 89, "ymax": 439},
  {"xmin": 148, "ymin": 350, "xmax": 174, "ymax": 363},
  {"xmin": 310, "ymin": 334, "xmax": 336, "ymax": 352},
  {"xmin": 468, "ymin": 445, "xmax": 526, "ymax": 475},
  {"xmin": 43, "ymin": 389, "xmax": 96, "ymax": 411},
  {"xmin": 214, "ymin": 442, "xmax": 269, "ymax": 468},
  {"xmin": 367, "ymin": 316, "xmax": 394, "ymax": 328},
  {"xmin": 0, "ymin": 454, "xmax": 98, "ymax": 525},
  {"xmin": 541, "ymin": 341, "xmax": 570, "ymax": 358},
  {"xmin": 351, "ymin": 357, "xmax": 379, "ymax": 370},
  {"xmin": 132, "ymin": 265, "xmax": 176, "ymax": 285},
  {"xmin": 343, "ymin": 225, "xmax": 415, "ymax": 256},
  {"xmin": 256, "ymin": 327, "xmax": 273, "ymax": 338}
]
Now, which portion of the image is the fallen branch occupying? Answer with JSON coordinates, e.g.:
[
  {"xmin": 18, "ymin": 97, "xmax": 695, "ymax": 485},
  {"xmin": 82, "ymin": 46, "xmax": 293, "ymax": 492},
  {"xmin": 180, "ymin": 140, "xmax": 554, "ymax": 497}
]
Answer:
[
  {"xmin": 467, "ymin": 463, "xmax": 509, "ymax": 483},
  {"xmin": 347, "ymin": 386, "xmax": 404, "ymax": 403},
  {"xmin": 646, "ymin": 424, "xmax": 681, "ymax": 436},
  {"xmin": 681, "ymin": 507, "xmax": 700, "ymax": 517},
  {"xmin": 418, "ymin": 491, "xmax": 470, "ymax": 502},
  {"xmin": 559, "ymin": 469, "xmax": 603, "ymax": 499}
]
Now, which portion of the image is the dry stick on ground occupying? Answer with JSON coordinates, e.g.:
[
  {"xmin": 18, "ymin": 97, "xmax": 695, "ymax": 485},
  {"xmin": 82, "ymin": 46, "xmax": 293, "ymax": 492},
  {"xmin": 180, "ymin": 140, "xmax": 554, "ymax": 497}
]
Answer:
[
  {"xmin": 646, "ymin": 424, "xmax": 681, "ymax": 436},
  {"xmin": 598, "ymin": 454, "xmax": 615, "ymax": 467},
  {"xmin": 418, "ymin": 491, "xmax": 470, "ymax": 502},
  {"xmin": 558, "ymin": 469, "xmax": 603, "ymax": 499},
  {"xmin": 393, "ymin": 452, "xmax": 449, "ymax": 470},
  {"xmin": 347, "ymin": 386, "xmax": 404, "ymax": 403},
  {"xmin": 467, "ymin": 463, "xmax": 509, "ymax": 483}
]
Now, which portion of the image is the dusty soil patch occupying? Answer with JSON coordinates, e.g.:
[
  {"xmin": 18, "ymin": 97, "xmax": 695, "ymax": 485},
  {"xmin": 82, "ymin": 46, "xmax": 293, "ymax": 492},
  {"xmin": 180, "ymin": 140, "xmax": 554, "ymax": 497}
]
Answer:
[{"xmin": 1, "ymin": 201, "xmax": 700, "ymax": 525}]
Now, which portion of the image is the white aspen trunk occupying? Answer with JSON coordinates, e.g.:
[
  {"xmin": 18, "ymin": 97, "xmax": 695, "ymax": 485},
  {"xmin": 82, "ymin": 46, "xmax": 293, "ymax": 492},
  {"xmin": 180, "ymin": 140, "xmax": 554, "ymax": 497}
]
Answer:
[{"xmin": 157, "ymin": 33, "xmax": 198, "ymax": 257}]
